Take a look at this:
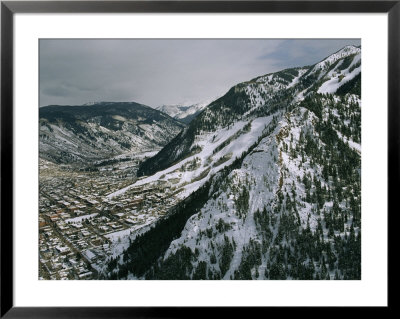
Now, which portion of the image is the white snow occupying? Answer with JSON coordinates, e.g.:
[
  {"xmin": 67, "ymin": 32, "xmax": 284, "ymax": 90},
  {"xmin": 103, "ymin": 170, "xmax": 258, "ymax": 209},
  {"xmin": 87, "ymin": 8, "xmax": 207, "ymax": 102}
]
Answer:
[
  {"xmin": 287, "ymin": 68, "xmax": 308, "ymax": 88},
  {"xmin": 65, "ymin": 213, "xmax": 98, "ymax": 224},
  {"xmin": 318, "ymin": 66, "xmax": 360, "ymax": 94},
  {"xmin": 156, "ymin": 98, "xmax": 217, "ymax": 120},
  {"xmin": 312, "ymin": 45, "xmax": 361, "ymax": 75},
  {"xmin": 106, "ymin": 116, "xmax": 273, "ymax": 200}
]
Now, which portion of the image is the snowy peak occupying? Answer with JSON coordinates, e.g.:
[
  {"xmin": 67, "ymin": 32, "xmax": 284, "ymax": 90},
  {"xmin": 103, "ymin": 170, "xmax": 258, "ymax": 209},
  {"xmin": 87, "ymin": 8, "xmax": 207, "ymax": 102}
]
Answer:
[
  {"xmin": 156, "ymin": 99, "xmax": 215, "ymax": 124},
  {"xmin": 312, "ymin": 45, "xmax": 361, "ymax": 72},
  {"xmin": 156, "ymin": 104, "xmax": 189, "ymax": 118},
  {"xmin": 304, "ymin": 45, "xmax": 361, "ymax": 84}
]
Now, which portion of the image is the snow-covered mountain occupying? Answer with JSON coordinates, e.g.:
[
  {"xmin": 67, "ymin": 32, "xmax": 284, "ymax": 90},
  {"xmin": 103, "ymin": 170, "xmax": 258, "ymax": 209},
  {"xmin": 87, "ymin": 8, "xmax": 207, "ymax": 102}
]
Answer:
[
  {"xmin": 155, "ymin": 100, "xmax": 214, "ymax": 124},
  {"xmin": 39, "ymin": 102, "xmax": 185, "ymax": 164},
  {"xmin": 137, "ymin": 46, "xmax": 360, "ymax": 178},
  {"xmin": 104, "ymin": 45, "xmax": 361, "ymax": 280}
]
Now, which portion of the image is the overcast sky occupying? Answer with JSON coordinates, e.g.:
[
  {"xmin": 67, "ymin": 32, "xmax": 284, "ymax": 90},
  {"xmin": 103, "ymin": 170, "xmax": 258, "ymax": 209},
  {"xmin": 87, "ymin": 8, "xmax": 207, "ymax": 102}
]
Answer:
[{"xmin": 39, "ymin": 39, "xmax": 360, "ymax": 108}]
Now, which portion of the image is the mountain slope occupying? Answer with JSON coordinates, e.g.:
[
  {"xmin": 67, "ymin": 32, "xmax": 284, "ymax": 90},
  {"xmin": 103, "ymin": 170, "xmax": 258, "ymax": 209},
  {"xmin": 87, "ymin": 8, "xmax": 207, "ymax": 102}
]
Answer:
[
  {"xmin": 104, "ymin": 45, "xmax": 361, "ymax": 280},
  {"xmin": 148, "ymin": 94, "xmax": 360, "ymax": 280},
  {"xmin": 137, "ymin": 45, "xmax": 360, "ymax": 178},
  {"xmin": 39, "ymin": 102, "xmax": 185, "ymax": 164}
]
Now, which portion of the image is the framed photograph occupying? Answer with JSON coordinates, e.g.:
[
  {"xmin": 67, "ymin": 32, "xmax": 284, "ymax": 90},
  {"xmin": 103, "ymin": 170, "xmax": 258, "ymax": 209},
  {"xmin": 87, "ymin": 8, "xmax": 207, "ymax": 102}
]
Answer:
[{"xmin": 1, "ymin": 0, "xmax": 396, "ymax": 316}]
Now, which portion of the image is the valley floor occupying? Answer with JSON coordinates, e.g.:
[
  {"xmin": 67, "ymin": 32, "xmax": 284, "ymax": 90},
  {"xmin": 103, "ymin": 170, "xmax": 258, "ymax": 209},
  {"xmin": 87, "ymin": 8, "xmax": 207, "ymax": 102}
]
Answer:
[{"xmin": 39, "ymin": 154, "xmax": 183, "ymax": 280}]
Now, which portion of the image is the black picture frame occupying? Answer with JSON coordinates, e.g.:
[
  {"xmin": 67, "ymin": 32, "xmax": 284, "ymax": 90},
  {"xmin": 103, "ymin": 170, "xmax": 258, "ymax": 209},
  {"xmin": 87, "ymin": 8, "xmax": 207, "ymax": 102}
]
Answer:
[{"xmin": 1, "ymin": 0, "xmax": 396, "ymax": 317}]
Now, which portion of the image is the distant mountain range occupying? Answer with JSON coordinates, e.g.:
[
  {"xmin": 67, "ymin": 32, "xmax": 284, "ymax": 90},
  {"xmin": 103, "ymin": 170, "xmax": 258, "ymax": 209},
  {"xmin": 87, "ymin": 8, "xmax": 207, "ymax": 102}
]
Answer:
[
  {"xmin": 39, "ymin": 102, "xmax": 185, "ymax": 164},
  {"xmin": 155, "ymin": 99, "xmax": 214, "ymax": 124}
]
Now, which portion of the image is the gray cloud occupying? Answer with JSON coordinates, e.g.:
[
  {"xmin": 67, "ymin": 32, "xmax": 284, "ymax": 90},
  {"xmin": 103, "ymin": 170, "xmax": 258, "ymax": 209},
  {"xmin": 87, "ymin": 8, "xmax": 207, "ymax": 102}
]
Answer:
[{"xmin": 39, "ymin": 39, "xmax": 360, "ymax": 107}]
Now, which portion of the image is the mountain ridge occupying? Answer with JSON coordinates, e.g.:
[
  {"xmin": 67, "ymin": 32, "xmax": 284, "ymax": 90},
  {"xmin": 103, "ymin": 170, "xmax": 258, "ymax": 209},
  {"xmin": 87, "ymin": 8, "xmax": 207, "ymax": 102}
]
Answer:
[
  {"xmin": 104, "ymin": 45, "xmax": 361, "ymax": 280},
  {"xmin": 137, "ymin": 45, "xmax": 360, "ymax": 178}
]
